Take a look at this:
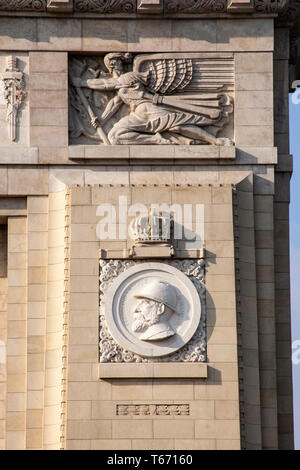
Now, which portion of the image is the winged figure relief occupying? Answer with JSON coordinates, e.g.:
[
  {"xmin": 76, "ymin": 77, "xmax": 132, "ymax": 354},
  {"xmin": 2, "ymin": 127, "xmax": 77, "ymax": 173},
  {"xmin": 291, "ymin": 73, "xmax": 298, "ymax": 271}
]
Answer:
[{"xmin": 69, "ymin": 53, "xmax": 234, "ymax": 146}]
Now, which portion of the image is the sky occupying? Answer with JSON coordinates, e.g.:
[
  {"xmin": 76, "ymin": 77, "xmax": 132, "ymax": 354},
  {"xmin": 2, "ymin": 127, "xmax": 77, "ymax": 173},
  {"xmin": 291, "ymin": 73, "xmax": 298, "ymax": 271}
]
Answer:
[{"xmin": 289, "ymin": 93, "xmax": 300, "ymax": 450}]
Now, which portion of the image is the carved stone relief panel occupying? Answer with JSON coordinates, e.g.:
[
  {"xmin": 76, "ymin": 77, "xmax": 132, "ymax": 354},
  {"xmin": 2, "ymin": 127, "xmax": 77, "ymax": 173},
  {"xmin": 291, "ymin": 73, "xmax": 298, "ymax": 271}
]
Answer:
[
  {"xmin": 99, "ymin": 258, "xmax": 206, "ymax": 363},
  {"xmin": 69, "ymin": 53, "xmax": 234, "ymax": 146}
]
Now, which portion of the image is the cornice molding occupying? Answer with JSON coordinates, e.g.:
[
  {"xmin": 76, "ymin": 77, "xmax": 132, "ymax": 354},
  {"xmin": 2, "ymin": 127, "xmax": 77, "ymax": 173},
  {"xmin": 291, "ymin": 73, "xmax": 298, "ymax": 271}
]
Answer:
[
  {"xmin": 254, "ymin": 0, "xmax": 287, "ymax": 14},
  {"xmin": 0, "ymin": 0, "xmax": 290, "ymax": 15}
]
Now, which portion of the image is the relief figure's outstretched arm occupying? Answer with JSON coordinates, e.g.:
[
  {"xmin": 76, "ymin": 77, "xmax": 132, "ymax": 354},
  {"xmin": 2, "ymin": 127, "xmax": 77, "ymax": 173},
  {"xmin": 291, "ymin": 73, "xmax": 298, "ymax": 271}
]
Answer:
[{"xmin": 101, "ymin": 95, "xmax": 123, "ymax": 123}]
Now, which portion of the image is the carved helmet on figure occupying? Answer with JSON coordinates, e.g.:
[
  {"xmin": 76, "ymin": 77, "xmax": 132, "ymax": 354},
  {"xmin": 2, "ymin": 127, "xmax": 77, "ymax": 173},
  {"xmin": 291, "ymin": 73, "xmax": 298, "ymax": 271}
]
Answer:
[
  {"xmin": 134, "ymin": 280, "xmax": 178, "ymax": 314},
  {"xmin": 104, "ymin": 52, "xmax": 133, "ymax": 74}
]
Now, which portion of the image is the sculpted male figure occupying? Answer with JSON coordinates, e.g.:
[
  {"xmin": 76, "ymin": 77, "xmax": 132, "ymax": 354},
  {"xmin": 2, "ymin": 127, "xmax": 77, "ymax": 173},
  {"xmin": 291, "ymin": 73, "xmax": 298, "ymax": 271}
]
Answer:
[
  {"xmin": 72, "ymin": 52, "xmax": 232, "ymax": 146},
  {"xmin": 132, "ymin": 280, "xmax": 178, "ymax": 341}
]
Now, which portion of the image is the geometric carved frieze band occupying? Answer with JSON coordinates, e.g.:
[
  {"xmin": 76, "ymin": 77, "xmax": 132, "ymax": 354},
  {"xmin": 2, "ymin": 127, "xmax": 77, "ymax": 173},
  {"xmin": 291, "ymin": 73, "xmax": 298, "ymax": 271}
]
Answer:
[
  {"xmin": 164, "ymin": 0, "xmax": 228, "ymax": 13},
  {"xmin": 99, "ymin": 258, "xmax": 206, "ymax": 363},
  {"xmin": 116, "ymin": 404, "xmax": 190, "ymax": 416}
]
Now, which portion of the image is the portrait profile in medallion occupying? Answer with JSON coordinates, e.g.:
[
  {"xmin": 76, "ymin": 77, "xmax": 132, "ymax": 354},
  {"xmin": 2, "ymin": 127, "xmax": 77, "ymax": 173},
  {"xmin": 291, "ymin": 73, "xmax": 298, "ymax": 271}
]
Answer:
[{"xmin": 104, "ymin": 262, "xmax": 201, "ymax": 358}]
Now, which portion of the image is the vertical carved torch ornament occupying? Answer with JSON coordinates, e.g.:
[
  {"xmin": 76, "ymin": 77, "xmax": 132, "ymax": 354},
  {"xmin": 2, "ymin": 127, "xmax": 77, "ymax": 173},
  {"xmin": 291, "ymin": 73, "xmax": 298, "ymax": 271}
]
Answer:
[{"xmin": 1, "ymin": 57, "xmax": 26, "ymax": 142}]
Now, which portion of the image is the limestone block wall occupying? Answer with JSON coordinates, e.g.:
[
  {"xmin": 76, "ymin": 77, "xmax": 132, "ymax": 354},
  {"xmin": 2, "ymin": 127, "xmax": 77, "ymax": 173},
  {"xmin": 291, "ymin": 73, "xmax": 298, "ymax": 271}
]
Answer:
[
  {"xmin": 26, "ymin": 197, "xmax": 48, "ymax": 449},
  {"xmin": 0, "ymin": 194, "xmax": 68, "ymax": 450},
  {"xmin": 0, "ymin": 8, "xmax": 294, "ymax": 450}
]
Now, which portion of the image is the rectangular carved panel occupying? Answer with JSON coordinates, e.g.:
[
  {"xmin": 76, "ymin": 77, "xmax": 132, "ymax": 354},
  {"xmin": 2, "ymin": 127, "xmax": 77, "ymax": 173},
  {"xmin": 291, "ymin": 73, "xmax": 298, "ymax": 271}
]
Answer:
[{"xmin": 116, "ymin": 404, "xmax": 190, "ymax": 416}]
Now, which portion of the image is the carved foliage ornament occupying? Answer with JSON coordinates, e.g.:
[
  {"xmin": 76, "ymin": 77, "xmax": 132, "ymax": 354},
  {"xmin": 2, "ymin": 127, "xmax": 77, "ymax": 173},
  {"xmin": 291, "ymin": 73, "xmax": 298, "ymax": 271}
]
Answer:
[
  {"xmin": 69, "ymin": 53, "xmax": 234, "ymax": 146},
  {"xmin": 74, "ymin": 0, "xmax": 136, "ymax": 12},
  {"xmin": 116, "ymin": 404, "xmax": 190, "ymax": 416},
  {"xmin": 0, "ymin": 0, "xmax": 47, "ymax": 10},
  {"xmin": 253, "ymin": 0, "xmax": 287, "ymax": 14},
  {"xmin": 0, "ymin": 0, "xmax": 289, "ymax": 13},
  {"xmin": 164, "ymin": 0, "xmax": 227, "ymax": 13}
]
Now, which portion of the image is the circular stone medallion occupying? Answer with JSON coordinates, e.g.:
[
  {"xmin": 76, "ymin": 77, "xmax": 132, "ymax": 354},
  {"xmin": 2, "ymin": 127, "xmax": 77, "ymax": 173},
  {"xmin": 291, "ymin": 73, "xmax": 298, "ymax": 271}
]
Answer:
[{"xmin": 105, "ymin": 262, "xmax": 201, "ymax": 358}]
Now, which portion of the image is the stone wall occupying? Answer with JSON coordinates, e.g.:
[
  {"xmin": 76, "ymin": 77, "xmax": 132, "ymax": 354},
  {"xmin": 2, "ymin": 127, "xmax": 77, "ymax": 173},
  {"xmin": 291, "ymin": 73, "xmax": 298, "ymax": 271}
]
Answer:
[{"xmin": 0, "ymin": 5, "xmax": 294, "ymax": 450}]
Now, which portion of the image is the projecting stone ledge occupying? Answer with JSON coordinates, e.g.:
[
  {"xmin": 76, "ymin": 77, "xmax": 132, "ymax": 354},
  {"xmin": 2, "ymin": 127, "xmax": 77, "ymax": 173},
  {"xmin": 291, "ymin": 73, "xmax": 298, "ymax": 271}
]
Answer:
[
  {"xmin": 98, "ymin": 362, "xmax": 208, "ymax": 379},
  {"xmin": 68, "ymin": 144, "xmax": 236, "ymax": 162}
]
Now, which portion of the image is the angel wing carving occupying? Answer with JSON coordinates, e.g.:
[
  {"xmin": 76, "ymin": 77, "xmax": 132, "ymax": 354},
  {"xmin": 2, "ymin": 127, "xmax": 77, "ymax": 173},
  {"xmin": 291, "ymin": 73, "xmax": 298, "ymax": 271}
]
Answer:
[
  {"xmin": 134, "ymin": 53, "xmax": 234, "ymax": 92},
  {"xmin": 141, "ymin": 58, "xmax": 194, "ymax": 95}
]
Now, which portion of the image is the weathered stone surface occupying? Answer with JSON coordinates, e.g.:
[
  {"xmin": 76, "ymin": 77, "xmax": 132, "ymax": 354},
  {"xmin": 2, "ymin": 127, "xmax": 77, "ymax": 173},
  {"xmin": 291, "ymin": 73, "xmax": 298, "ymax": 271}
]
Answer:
[
  {"xmin": 69, "ymin": 52, "xmax": 233, "ymax": 147},
  {"xmin": 0, "ymin": 6, "xmax": 294, "ymax": 452}
]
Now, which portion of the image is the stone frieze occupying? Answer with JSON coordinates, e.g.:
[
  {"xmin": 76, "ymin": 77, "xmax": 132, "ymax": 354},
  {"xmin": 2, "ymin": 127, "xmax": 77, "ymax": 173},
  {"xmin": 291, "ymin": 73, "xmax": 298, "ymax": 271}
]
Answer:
[
  {"xmin": 99, "ymin": 258, "xmax": 206, "ymax": 363},
  {"xmin": 69, "ymin": 53, "xmax": 234, "ymax": 146},
  {"xmin": 0, "ymin": 0, "xmax": 289, "ymax": 15},
  {"xmin": 74, "ymin": 0, "xmax": 136, "ymax": 12}
]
